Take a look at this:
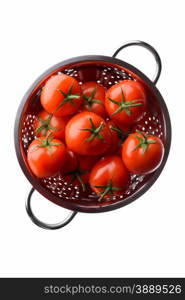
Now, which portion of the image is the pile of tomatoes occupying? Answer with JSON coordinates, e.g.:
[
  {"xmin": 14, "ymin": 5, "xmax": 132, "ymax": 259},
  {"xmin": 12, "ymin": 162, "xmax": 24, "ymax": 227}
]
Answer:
[{"xmin": 27, "ymin": 73, "xmax": 164, "ymax": 201}]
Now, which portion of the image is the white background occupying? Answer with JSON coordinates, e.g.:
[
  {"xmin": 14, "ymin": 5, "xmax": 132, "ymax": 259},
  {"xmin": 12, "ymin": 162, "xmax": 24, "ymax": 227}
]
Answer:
[{"xmin": 0, "ymin": 0, "xmax": 184, "ymax": 277}]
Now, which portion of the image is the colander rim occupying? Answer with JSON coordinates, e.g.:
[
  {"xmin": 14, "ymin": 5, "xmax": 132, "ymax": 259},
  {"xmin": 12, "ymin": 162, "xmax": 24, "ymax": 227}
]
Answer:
[{"xmin": 14, "ymin": 55, "xmax": 171, "ymax": 213}]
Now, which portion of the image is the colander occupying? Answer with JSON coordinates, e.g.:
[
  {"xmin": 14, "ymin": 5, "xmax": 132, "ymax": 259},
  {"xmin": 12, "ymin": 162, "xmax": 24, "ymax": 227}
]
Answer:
[{"xmin": 14, "ymin": 41, "xmax": 171, "ymax": 230}]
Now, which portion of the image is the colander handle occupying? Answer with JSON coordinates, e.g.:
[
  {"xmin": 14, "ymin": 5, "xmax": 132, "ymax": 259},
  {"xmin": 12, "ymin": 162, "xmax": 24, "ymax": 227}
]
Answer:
[
  {"xmin": 112, "ymin": 40, "xmax": 162, "ymax": 85},
  {"xmin": 25, "ymin": 188, "xmax": 77, "ymax": 230}
]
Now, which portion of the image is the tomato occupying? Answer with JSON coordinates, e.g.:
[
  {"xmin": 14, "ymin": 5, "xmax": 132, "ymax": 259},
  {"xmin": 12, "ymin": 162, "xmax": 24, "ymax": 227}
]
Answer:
[
  {"xmin": 90, "ymin": 155, "xmax": 130, "ymax": 201},
  {"xmin": 41, "ymin": 74, "xmax": 82, "ymax": 117},
  {"xmin": 105, "ymin": 80, "xmax": 146, "ymax": 125},
  {"xmin": 105, "ymin": 120, "xmax": 120, "ymax": 154},
  {"xmin": 122, "ymin": 130, "xmax": 164, "ymax": 174},
  {"xmin": 113, "ymin": 120, "xmax": 131, "ymax": 134},
  {"xmin": 65, "ymin": 112, "xmax": 111, "ymax": 156},
  {"xmin": 64, "ymin": 155, "xmax": 98, "ymax": 191},
  {"xmin": 27, "ymin": 135, "xmax": 66, "ymax": 178},
  {"xmin": 62, "ymin": 150, "xmax": 78, "ymax": 174},
  {"xmin": 106, "ymin": 120, "xmax": 131, "ymax": 155},
  {"xmin": 81, "ymin": 82, "xmax": 106, "ymax": 118},
  {"xmin": 34, "ymin": 110, "xmax": 69, "ymax": 140}
]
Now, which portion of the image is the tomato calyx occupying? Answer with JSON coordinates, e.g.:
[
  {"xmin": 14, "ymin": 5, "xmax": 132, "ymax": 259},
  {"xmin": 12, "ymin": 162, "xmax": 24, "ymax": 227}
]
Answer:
[
  {"xmin": 83, "ymin": 88, "xmax": 102, "ymax": 108},
  {"xmin": 110, "ymin": 125, "xmax": 129, "ymax": 141},
  {"xmin": 93, "ymin": 179, "xmax": 122, "ymax": 202},
  {"xmin": 133, "ymin": 130, "xmax": 157, "ymax": 154},
  {"xmin": 36, "ymin": 114, "xmax": 57, "ymax": 135},
  {"xmin": 56, "ymin": 82, "xmax": 80, "ymax": 111},
  {"xmin": 66, "ymin": 169, "xmax": 88, "ymax": 191},
  {"xmin": 108, "ymin": 88, "xmax": 143, "ymax": 116},
  {"xmin": 81, "ymin": 118, "xmax": 105, "ymax": 142},
  {"xmin": 36, "ymin": 134, "xmax": 61, "ymax": 151}
]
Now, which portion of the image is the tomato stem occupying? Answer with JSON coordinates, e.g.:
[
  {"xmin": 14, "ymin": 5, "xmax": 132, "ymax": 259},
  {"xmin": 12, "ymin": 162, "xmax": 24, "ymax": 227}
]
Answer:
[
  {"xmin": 108, "ymin": 88, "xmax": 143, "ymax": 116},
  {"xmin": 36, "ymin": 133, "xmax": 61, "ymax": 151},
  {"xmin": 36, "ymin": 114, "xmax": 57, "ymax": 136},
  {"xmin": 110, "ymin": 126, "xmax": 129, "ymax": 141},
  {"xmin": 94, "ymin": 179, "xmax": 122, "ymax": 202},
  {"xmin": 81, "ymin": 118, "xmax": 105, "ymax": 142},
  {"xmin": 75, "ymin": 174, "xmax": 86, "ymax": 192},
  {"xmin": 55, "ymin": 81, "xmax": 80, "ymax": 111},
  {"xmin": 132, "ymin": 130, "xmax": 157, "ymax": 154},
  {"xmin": 83, "ymin": 88, "xmax": 102, "ymax": 108},
  {"xmin": 65, "ymin": 169, "xmax": 88, "ymax": 192}
]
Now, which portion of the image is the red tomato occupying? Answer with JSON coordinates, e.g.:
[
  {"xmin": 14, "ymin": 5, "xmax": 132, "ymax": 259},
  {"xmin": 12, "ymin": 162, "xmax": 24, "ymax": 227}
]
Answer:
[
  {"xmin": 106, "ymin": 120, "xmax": 131, "ymax": 155},
  {"xmin": 105, "ymin": 120, "xmax": 120, "ymax": 154},
  {"xmin": 81, "ymin": 82, "xmax": 106, "ymax": 118},
  {"xmin": 34, "ymin": 110, "xmax": 69, "ymax": 140},
  {"xmin": 64, "ymin": 155, "xmax": 98, "ymax": 191},
  {"xmin": 113, "ymin": 120, "xmax": 131, "ymax": 134},
  {"xmin": 89, "ymin": 155, "xmax": 130, "ymax": 201},
  {"xmin": 65, "ymin": 112, "xmax": 111, "ymax": 156},
  {"xmin": 105, "ymin": 80, "xmax": 146, "ymax": 125},
  {"xmin": 27, "ymin": 135, "xmax": 66, "ymax": 178},
  {"xmin": 62, "ymin": 150, "xmax": 78, "ymax": 174},
  {"xmin": 41, "ymin": 74, "xmax": 82, "ymax": 117},
  {"xmin": 122, "ymin": 130, "xmax": 164, "ymax": 174}
]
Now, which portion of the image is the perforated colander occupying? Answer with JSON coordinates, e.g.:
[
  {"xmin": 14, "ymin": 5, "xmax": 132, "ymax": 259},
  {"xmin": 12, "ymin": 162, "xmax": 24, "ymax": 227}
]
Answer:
[{"xmin": 14, "ymin": 41, "xmax": 171, "ymax": 229}]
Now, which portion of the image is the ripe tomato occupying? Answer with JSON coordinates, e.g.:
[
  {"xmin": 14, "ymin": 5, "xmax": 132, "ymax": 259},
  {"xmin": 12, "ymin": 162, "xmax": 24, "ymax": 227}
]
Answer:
[
  {"xmin": 62, "ymin": 150, "xmax": 78, "ymax": 174},
  {"xmin": 65, "ymin": 112, "xmax": 111, "ymax": 156},
  {"xmin": 27, "ymin": 135, "xmax": 66, "ymax": 178},
  {"xmin": 64, "ymin": 155, "xmax": 98, "ymax": 191},
  {"xmin": 105, "ymin": 120, "xmax": 131, "ymax": 155},
  {"xmin": 113, "ymin": 120, "xmax": 131, "ymax": 134},
  {"xmin": 122, "ymin": 130, "xmax": 164, "ymax": 174},
  {"xmin": 105, "ymin": 120, "xmax": 120, "ymax": 154},
  {"xmin": 105, "ymin": 80, "xmax": 146, "ymax": 125},
  {"xmin": 81, "ymin": 82, "xmax": 106, "ymax": 118},
  {"xmin": 89, "ymin": 155, "xmax": 130, "ymax": 201},
  {"xmin": 41, "ymin": 74, "xmax": 82, "ymax": 117},
  {"xmin": 34, "ymin": 110, "xmax": 69, "ymax": 140}
]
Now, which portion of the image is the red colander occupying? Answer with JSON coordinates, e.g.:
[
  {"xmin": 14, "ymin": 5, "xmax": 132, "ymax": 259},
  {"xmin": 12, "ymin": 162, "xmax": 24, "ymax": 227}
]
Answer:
[{"xmin": 14, "ymin": 41, "xmax": 171, "ymax": 229}]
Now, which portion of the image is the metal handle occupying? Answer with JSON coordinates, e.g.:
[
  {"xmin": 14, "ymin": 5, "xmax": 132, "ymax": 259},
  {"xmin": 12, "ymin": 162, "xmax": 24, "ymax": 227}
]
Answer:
[
  {"xmin": 113, "ymin": 40, "xmax": 162, "ymax": 85},
  {"xmin": 26, "ymin": 188, "xmax": 77, "ymax": 230}
]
